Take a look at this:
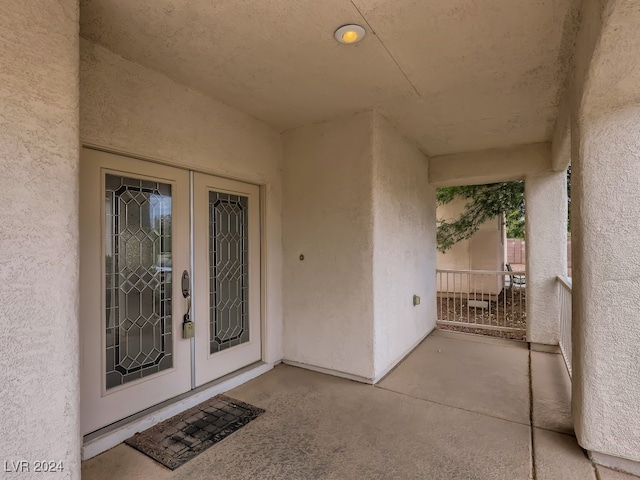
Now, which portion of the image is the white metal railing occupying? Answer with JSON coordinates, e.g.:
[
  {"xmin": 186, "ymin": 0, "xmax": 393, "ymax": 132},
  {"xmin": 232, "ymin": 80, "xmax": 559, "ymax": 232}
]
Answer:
[
  {"xmin": 436, "ymin": 269, "xmax": 526, "ymax": 337},
  {"xmin": 558, "ymin": 275, "xmax": 573, "ymax": 378}
]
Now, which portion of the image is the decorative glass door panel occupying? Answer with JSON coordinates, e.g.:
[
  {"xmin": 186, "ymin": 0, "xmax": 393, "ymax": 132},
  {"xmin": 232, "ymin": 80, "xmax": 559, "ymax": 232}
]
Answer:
[
  {"xmin": 105, "ymin": 174, "xmax": 174, "ymax": 389},
  {"xmin": 209, "ymin": 191, "xmax": 250, "ymax": 354},
  {"xmin": 194, "ymin": 174, "xmax": 261, "ymax": 387}
]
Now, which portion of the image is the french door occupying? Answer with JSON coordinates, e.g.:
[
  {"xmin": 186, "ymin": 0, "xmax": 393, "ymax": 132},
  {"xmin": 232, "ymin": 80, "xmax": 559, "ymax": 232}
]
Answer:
[{"xmin": 80, "ymin": 148, "xmax": 261, "ymax": 435}]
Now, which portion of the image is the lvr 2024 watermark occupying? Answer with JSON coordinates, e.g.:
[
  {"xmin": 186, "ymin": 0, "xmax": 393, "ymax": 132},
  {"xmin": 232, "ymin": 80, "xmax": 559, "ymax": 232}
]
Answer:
[{"xmin": 3, "ymin": 461, "xmax": 64, "ymax": 473}]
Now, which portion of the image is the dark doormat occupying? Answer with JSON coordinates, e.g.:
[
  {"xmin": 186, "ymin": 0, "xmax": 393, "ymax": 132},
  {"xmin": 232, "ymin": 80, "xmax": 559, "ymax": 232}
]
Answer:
[{"xmin": 125, "ymin": 395, "xmax": 265, "ymax": 470}]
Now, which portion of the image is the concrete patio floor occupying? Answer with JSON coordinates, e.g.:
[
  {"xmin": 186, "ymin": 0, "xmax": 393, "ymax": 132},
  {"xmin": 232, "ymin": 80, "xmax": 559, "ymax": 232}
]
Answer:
[{"xmin": 82, "ymin": 330, "xmax": 638, "ymax": 479}]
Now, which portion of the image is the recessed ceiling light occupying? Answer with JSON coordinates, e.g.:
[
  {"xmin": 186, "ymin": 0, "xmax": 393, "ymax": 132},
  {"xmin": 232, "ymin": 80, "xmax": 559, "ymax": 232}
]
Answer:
[{"xmin": 334, "ymin": 24, "xmax": 366, "ymax": 44}]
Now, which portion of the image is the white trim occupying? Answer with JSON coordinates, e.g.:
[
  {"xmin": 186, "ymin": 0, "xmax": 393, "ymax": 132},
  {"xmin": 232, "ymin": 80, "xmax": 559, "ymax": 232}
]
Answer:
[
  {"xmin": 436, "ymin": 268, "xmax": 525, "ymax": 275},
  {"xmin": 259, "ymin": 184, "xmax": 268, "ymax": 364},
  {"xmin": 282, "ymin": 360, "xmax": 375, "ymax": 384},
  {"xmin": 590, "ymin": 451, "xmax": 640, "ymax": 476},
  {"xmin": 190, "ymin": 170, "xmax": 196, "ymax": 390},
  {"xmin": 557, "ymin": 275, "xmax": 572, "ymax": 291},
  {"xmin": 82, "ymin": 362, "xmax": 274, "ymax": 460},
  {"xmin": 373, "ymin": 327, "xmax": 434, "ymax": 384}
]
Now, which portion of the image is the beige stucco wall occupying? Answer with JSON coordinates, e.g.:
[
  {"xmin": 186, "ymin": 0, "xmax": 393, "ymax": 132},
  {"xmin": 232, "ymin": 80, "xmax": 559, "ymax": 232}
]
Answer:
[
  {"xmin": 80, "ymin": 40, "xmax": 284, "ymax": 373},
  {"xmin": 437, "ymin": 199, "xmax": 505, "ymax": 270},
  {"xmin": 282, "ymin": 112, "xmax": 376, "ymax": 379},
  {"xmin": 282, "ymin": 112, "xmax": 437, "ymax": 381},
  {"xmin": 429, "ymin": 143, "xmax": 552, "ymax": 187},
  {"xmin": 572, "ymin": 105, "xmax": 640, "ymax": 464},
  {"xmin": 525, "ymin": 171, "xmax": 567, "ymax": 345},
  {"xmin": 436, "ymin": 198, "xmax": 505, "ymax": 295},
  {"xmin": 0, "ymin": 1, "xmax": 81, "ymax": 478},
  {"xmin": 569, "ymin": 0, "xmax": 640, "ymax": 466},
  {"xmin": 372, "ymin": 114, "xmax": 436, "ymax": 380}
]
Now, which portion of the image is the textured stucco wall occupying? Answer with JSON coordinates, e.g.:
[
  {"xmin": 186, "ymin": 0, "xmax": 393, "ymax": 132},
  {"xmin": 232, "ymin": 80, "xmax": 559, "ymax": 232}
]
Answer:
[
  {"xmin": 371, "ymin": 114, "xmax": 436, "ymax": 379},
  {"xmin": 437, "ymin": 204, "xmax": 471, "ymax": 271},
  {"xmin": 569, "ymin": 0, "xmax": 640, "ymax": 465},
  {"xmin": 437, "ymin": 199, "xmax": 504, "ymax": 270},
  {"xmin": 551, "ymin": 97, "xmax": 571, "ymax": 172},
  {"xmin": 282, "ymin": 112, "xmax": 376, "ymax": 379},
  {"xmin": 436, "ymin": 199, "xmax": 505, "ymax": 296},
  {"xmin": 80, "ymin": 40, "xmax": 284, "ymax": 371},
  {"xmin": 572, "ymin": 105, "xmax": 640, "ymax": 463},
  {"xmin": 524, "ymin": 171, "xmax": 568, "ymax": 345},
  {"xmin": 0, "ymin": 1, "xmax": 80, "ymax": 478},
  {"xmin": 282, "ymin": 112, "xmax": 437, "ymax": 381}
]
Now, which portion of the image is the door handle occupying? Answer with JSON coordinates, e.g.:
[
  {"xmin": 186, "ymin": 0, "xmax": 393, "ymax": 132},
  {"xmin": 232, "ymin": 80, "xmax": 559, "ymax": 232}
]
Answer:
[
  {"xmin": 181, "ymin": 270, "xmax": 194, "ymax": 338},
  {"xmin": 181, "ymin": 270, "xmax": 191, "ymax": 319},
  {"xmin": 181, "ymin": 270, "xmax": 192, "ymax": 322},
  {"xmin": 181, "ymin": 270, "xmax": 190, "ymax": 298}
]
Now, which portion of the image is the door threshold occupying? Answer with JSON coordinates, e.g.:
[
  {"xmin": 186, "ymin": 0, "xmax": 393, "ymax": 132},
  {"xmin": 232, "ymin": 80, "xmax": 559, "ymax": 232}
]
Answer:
[{"xmin": 82, "ymin": 361, "xmax": 273, "ymax": 460}]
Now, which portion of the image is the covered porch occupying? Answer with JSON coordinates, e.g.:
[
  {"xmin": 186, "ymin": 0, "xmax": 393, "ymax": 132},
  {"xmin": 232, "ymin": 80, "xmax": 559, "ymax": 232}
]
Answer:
[
  {"xmin": 3, "ymin": 1, "xmax": 640, "ymax": 477},
  {"xmin": 82, "ymin": 330, "xmax": 630, "ymax": 480}
]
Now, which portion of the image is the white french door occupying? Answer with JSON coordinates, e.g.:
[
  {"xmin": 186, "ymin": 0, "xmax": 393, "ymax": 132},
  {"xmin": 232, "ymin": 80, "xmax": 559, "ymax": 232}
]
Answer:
[
  {"xmin": 80, "ymin": 149, "xmax": 261, "ymax": 435},
  {"xmin": 192, "ymin": 173, "xmax": 261, "ymax": 387}
]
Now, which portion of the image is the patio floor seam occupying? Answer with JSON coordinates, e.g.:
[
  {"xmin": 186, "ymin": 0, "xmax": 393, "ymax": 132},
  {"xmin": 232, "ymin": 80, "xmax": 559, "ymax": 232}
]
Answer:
[
  {"xmin": 532, "ymin": 425, "xmax": 579, "ymax": 437},
  {"xmin": 431, "ymin": 332, "xmax": 529, "ymax": 350},
  {"xmin": 593, "ymin": 463, "xmax": 603, "ymax": 480},
  {"xmin": 374, "ymin": 383, "xmax": 532, "ymax": 428},
  {"xmin": 529, "ymin": 349, "xmax": 537, "ymax": 480}
]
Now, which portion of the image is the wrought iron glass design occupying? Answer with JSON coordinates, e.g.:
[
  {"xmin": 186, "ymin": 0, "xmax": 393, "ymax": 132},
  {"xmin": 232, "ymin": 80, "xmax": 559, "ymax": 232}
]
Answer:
[
  {"xmin": 209, "ymin": 191, "xmax": 249, "ymax": 354},
  {"xmin": 105, "ymin": 174, "xmax": 173, "ymax": 389}
]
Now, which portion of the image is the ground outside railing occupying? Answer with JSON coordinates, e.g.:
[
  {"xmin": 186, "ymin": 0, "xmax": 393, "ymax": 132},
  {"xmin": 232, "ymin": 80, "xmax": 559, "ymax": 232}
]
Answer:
[
  {"xmin": 558, "ymin": 275, "xmax": 573, "ymax": 378},
  {"xmin": 436, "ymin": 269, "xmax": 527, "ymax": 341}
]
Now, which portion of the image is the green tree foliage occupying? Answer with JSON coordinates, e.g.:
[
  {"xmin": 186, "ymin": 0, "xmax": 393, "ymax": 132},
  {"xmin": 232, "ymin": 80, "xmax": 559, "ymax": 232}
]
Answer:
[
  {"xmin": 506, "ymin": 207, "xmax": 526, "ymax": 239},
  {"xmin": 436, "ymin": 166, "xmax": 571, "ymax": 252},
  {"xmin": 436, "ymin": 182, "xmax": 525, "ymax": 253}
]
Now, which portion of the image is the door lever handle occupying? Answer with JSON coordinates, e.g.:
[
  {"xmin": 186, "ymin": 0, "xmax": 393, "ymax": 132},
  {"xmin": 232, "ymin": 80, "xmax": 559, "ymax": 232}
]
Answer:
[
  {"xmin": 181, "ymin": 270, "xmax": 192, "ymax": 324},
  {"xmin": 181, "ymin": 270, "xmax": 190, "ymax": 298}
]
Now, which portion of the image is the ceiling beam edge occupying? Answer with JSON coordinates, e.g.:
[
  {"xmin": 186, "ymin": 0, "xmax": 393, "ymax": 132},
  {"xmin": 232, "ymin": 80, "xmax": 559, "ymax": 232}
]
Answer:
[{"xmin": 428, "ymin": 142, "xmax": 552, "ymax": 187}]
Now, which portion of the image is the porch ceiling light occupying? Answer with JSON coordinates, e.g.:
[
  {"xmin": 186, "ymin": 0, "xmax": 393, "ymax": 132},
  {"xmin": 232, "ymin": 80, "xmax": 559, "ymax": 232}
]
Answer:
[{"xmin": 334, "ymin": 24, "xmax": 366, "ymax": 44}]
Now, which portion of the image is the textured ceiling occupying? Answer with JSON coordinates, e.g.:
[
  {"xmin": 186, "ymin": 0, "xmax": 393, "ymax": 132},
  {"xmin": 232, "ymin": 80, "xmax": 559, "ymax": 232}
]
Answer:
[{"xmin": 80, "ymin": 0, "xmax": 579, "ymax": 155}]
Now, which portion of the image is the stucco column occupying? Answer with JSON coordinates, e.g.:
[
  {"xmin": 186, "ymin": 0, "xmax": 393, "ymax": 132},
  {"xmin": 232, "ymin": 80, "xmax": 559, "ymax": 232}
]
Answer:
[
  {"xmin": 282, "ymin": 112, "xmax": 435, "ymax": 382},
  {"xmin": 566, "ymin": 0, "xmax": 640, "ymax": 472},
  {"xmin": 0, "ymin": 2, "xmax": 80, "ymax": 478},
  {"xmin": 571, "ymin": 104, "xmax": 640, "ymax": 471},
  {"xmin": 524, "ymin": 171, "xmax": 568, "ymax": 347}
]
